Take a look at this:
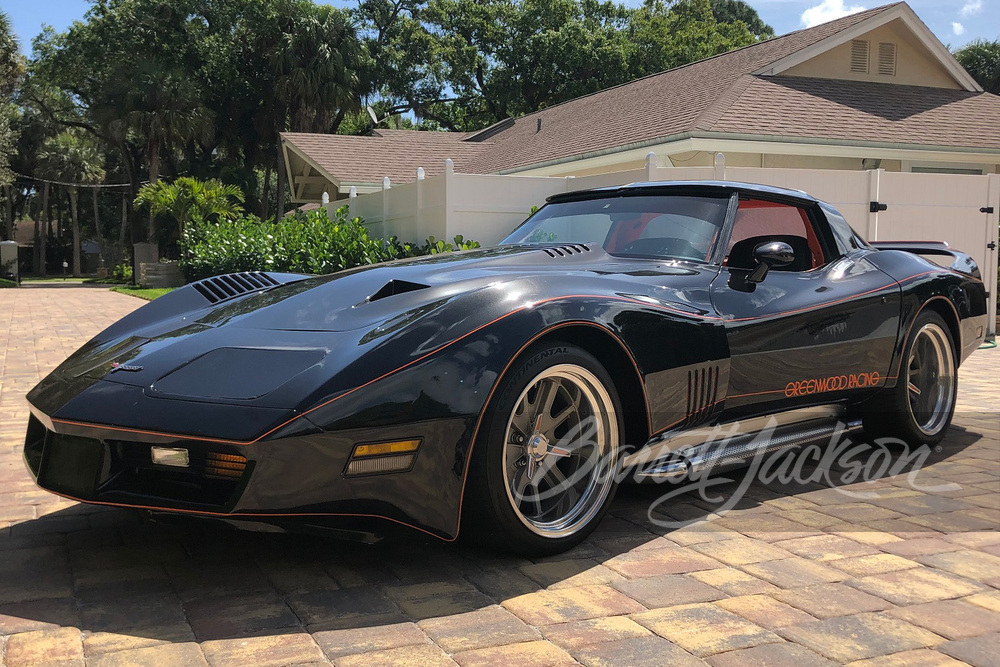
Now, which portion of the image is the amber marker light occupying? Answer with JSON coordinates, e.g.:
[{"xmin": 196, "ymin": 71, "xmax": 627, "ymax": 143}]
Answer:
[{"xmin": 346, "ymin": 439, "xmax": 421, "ymax": 476}]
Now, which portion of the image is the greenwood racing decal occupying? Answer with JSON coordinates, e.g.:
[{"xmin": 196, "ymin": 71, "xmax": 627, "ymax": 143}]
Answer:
[{"xmin": 785, "ymin": 371, "xmax": 881, "ymax": 398}]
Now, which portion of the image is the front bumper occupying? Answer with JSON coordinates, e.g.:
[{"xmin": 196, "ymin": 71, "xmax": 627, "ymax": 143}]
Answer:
[{"xmin": 23, "ymin": 406, "xmax": 471, "ymax": 540}]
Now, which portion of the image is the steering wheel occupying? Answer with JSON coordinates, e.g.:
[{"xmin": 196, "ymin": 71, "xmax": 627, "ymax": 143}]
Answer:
[{"xmin": 621, "ymin": 237, "xmax": 703, "ymax": 260}]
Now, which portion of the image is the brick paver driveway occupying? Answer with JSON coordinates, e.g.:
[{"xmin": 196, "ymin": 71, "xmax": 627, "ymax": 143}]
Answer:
[{"xmin": 1, "ymin": 286, "xmax": 998, "ymax": 666}]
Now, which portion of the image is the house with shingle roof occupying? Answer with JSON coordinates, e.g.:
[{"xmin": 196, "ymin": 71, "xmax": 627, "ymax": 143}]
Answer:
[{"xmin": 281, "ymin": 2, "xmax": 1000, "ymax": 204}]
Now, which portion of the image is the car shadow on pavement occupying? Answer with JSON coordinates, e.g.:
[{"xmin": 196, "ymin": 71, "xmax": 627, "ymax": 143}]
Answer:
[{"xmin": 0, "ymin": 423, "xmax": 994, "ymax": 647}]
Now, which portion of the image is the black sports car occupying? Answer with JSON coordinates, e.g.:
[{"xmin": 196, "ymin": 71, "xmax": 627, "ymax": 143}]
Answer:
[{"xmin": 23, "ymin": 181, "xmax": 988, "ymax": 553}]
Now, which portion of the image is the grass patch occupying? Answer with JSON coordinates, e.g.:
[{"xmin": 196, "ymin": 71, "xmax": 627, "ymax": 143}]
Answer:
[
  {"xmin": 110, "ymin": 286, "xmax": 175, "ymax": 301},
  {"xmin": 22, "ymin": 276, "xmax": 90, "ymax": 283},
  {"xmin": 0, "ymin": 278, "xmax": 17, "ymax": 288}
]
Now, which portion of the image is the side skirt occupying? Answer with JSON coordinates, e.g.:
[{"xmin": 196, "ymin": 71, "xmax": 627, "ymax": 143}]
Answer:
[{"xmin": 625, "ymin": 404, "xmax": 862, "ymax": 480}]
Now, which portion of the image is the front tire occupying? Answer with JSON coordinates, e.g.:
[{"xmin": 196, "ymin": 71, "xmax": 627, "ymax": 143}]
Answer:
[
  {"xmin": 464, "ymin": 343, "xmax": 623, "ymax": 555},
  {"xmin": 862, "ymin": 310, "xmax": 957, "ymax": 446}
]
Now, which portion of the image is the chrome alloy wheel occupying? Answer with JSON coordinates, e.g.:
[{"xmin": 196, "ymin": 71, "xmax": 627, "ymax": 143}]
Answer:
[
  {"xmin": 501, "ymin": 364, "xmax": 618, "ymax": 538},
  {"xmin": 905, "ymin": 322, "xmax": 956, "ymax": 437}
]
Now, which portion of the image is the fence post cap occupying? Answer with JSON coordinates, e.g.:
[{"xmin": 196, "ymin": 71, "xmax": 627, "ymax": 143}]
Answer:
[
  {"xmin": 382, "ymin": 176, "xmax": 391, "ymax": 190},
  {"xmin": 444, "ymin": 158, "xmax": 454, "ymax": 174},
  {"xmin": 417, "ymin": 167, "xmax": 425, "ymax": 180},
  {"xmin": 645, "ymin": 151, "xmax": 656, "ymax": 165},
  {"xmin": 321, "ymin": 191, "xmax": 330, "ymax": 205},
  {"xmin": 349, "ymin": 185, "xmax": 357, "ymax": 198}
]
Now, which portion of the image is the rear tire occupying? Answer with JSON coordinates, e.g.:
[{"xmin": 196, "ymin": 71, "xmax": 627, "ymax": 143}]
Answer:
[
  {"xmin": 862, "ymin": 310, "xmax": 957, "ymax": 446},
  {"xmin": 463, "ymin": 343, "xmax": 623, "ymax": 555}
]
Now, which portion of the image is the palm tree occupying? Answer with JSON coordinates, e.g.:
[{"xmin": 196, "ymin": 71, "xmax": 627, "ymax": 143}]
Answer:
[
  {"xmin": 135, "ymin": 177, "xmax": 245, "ymax": 240},
  {"xmin": 125, "ymin": 69, "xmax": 205, "ymax": 241},
  {"xmin": 268, "ymin": 1, "xmax": 363, "ymax": 219},
  {"xmin": 37, "ymin": 130, "xmax": 105, "ymax": 276}
]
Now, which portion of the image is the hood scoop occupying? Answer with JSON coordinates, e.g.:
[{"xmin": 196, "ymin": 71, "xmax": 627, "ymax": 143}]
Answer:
[
  {"xmin": 193, "ymin": 272, "xmax": 280, "ymax": 304},
  {"xmin": 541, "ymin": 244, "xmax": 592, "ymax": 258},
  {"xmin": 368, "ymin": 279, "xmax": 430, "ymax": 302}
]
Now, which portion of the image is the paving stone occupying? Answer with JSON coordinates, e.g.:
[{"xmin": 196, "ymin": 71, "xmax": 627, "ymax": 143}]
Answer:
[
  {"xmin": 542, "ymin": 616, "xmax": 651, "ymax": 651},
  {"xmin": 452, "ymin": 640, "xmax": 576, "ymax": 667},
  {"xmin": 82, "ymin": 629, "xmax": 196, "ymax": 658},
  {"xmin": 881, "ymin": 537, "xmax": 963, "ymax": 557},
  {"xmin": 611, "ymin": 573, "xmax": 725, "ymax": 609},
  {"xmin": 396, "ymin": 590, "xmax": 496, "ymax": 621},
  {"xmin": 845, "ymin": 648, "xmax": 969, "ymax": 666},
  {"xmin": 503, "ymin": 585, "xmax": 645, "ymax": 626},
  {"xmin": 771, "ymin": 534, "xmax": 880, "ymax": 561},
  {"xmin": 463, "ymin": 568, "xmax": 540, "ymax": 599},
  {"xmin": 964, "ymin": 591, "xmax": 1000, "ymax": 614},
  {"xmin": 778, "ymin": 613, "xmax": 946, "ymax": 662},
  {"xmin": 740, "ymin": 557, "xmax": 847, "ymax": 588},
  {"xmin": 888, "ymin": 599, "xmax": 1000, "ymax": 640},
  {"xmin": 183, "ymin": 592, "xmax": 300, "ymax": 640},
  {"xmin": 825, "ymin": 553, "xmax": 920, "ymax": 577},
  {"xmin": 200, "ymin": 632, "xmax": 325, "ymax": 666},
  {"xmin": 937, "ymin": 634, "xmax": 1000, "ymax": 666},
  {"xmin": 774, "ymin": 582, "xmax": 894, "ymax": 618},
  {"xmin": 689, "ymin": 538, "xmax": 792, "ymax": 566},
  {"xmin": 603, "ymin": 545, "xmax": 722, "ymax": 578},
  {"xmin": 0, "ymin": 597, "xmax": 81, "ymax": 635},
  {"xmin": 87, "ymin": 642, "xmax": 209, "ymax": 667},
  {"xmin": 518, "ymin": 559, "xmax": 625, "ymax": 590},
  {"xmin": 338, "ymin": 642, "xmax": 457, "ymax": 667},
  {"xmin": 313, "ymin": 620, "xmax": 428, "ymax": 658},
  {"xmin": 419, "ymin": 606, "xmax": 540, "ymax": 653},
  {"xmin": 632, "ymin": 602, "xmax": 782, "ymax": 657},
  {"xmin": 714, "ymin": 595, "xmax": 817, "ymax": 629},
  {"xmin": 689, "ymin": 567, "xmax": 781, "ymax": 596},
  {"xmin": 287, "ymin": 587, "xmax": 402, "ymax": 629},
  {"xmin": 915, "ymin": 550, "xmax": 1000, "ymax": 582},
  {"xmin": 4, "ymin": 627, "xmax": 84, "ymax": 666},
  {"xmin": 706, "ymin": 642, "xmax": 836, "ymax": 667},
  {"xmin": 573, "ymin": 635, "xmax": 704, "ymax": 667},
  {"xmin": 849, "ymin": 567, "xmax": 985, "ymax": 605}
]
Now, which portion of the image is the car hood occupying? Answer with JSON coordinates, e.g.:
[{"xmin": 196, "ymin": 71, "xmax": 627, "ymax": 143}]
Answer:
[{"xmin": 188, "ymin": 244, "xmax": 704, "ymax": 333}]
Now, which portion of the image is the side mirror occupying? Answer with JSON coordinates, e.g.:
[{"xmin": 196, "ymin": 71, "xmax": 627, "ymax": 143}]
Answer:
[{"xmin": 748, "ymin": 241, "xmax": 795, "ymax": 283}]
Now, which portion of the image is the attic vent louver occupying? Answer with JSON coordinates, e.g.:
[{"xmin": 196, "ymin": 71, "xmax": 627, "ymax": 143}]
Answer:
[
  {"xmin": 850, "ymin": 40, "xmax": 869, "ymax": 73},
  {"xmin": 877, "ymin": 42, "xmax": 896, "ymax": 76},
  {"xmin": 192, "ymin": 272, "xmax": 279, "ymax": 304}
]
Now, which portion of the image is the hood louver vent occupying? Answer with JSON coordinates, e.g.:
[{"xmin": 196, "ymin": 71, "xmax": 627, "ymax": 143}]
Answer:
[
  {"xmin": 542, "ymin": 244, "xmax": 592, "ymax": 258},
  {"xmin": 193, "ymin": 272, "xmax": 280, "ymax": 304},
  {"xmin": 368, "ymin": 279, "xmax": 430, "ymax": 302}
]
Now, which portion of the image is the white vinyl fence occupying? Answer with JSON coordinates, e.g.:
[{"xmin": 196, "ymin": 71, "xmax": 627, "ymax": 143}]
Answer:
[{"xmin": 338, "ymin": 154, "xmax": 999, "ymax": 335}]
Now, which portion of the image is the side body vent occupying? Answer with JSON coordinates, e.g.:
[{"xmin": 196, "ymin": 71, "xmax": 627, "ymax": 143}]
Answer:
[
  {"xmin": 687, "ymin": 365, "xmax": 720, "ymax": 424},
  {"xmin": 542, "ymin": 244, "xmax": 592, "ymax": 258},
  {"xmin": 850, "ymin": 40, "xmax": 869, "ymax": 73},
  {"xmin": 877, "ymin": 42, "xmax": 896, "ymax": 76},
  {"xmin": 192, "ymin": 272, "xmax": 280, "ymax": 304}
]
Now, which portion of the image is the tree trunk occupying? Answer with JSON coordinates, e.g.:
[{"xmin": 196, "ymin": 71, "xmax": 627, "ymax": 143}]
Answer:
[
  {"xmin": 147, "ymin": 134, "xmax": 161, "ymax": 241},
  {"xmin": 91, "ymin": 187, "xmax": 105, "ymax": 265},
  {"xmin": 119, "ymin": 193, "xmax": 128, "ymax": 248},
  {"xmin": 262, "ymin": 163, "xmax": 272, "ymax": 221},
  {"xmin": 3, "ymin": 185, "xmax": 12, "ymax": 240},
  {"xmin": 40, "ymin": 183, "xmax": 49, "ymax": 277},
  {"xmin": 32, "ymin": 214, "xmax": 40, "ymax": 274},
  {"xmin": 69, "ymin": 188, "xmax": 81, "ymax": 277},
  {"xmin": 276, "ymin": 140, "xmax": 286, "ymax": 221}
]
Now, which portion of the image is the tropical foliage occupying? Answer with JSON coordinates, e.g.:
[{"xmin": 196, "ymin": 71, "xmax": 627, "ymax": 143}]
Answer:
[
  {"xmin": 3, "ymin": 0, "xmax": 772, "ymax": 270},
  {"xmin": 179, "ymin": 206, "xmax": 480, "ymax": 280},
  {"xmin": 135, "ymin": 177, "xmax": 245, "ymax": 239},
  {"xmin": 954, "ymin": 39, "xmax": 1000, "ymax": 95}
]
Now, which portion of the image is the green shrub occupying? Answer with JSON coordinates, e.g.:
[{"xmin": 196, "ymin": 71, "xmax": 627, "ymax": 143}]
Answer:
[
  {"xmin": 0, "ymin": 278, "xmax": 17, "ymax": 288},
  {"xmin": 179, "ymin": 206, "xmax": 481, "ymax": 281}
]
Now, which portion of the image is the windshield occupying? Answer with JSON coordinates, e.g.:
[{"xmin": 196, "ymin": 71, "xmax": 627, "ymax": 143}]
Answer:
[{"xmin": 501, "ymin": 195, "xmax": 731, "ymax": 262}]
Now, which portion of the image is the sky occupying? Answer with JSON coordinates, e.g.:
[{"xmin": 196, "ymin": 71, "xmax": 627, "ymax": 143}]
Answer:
[{"xmin": 2, "ymin": 0, "xmax": 997, "ymax": 56}]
